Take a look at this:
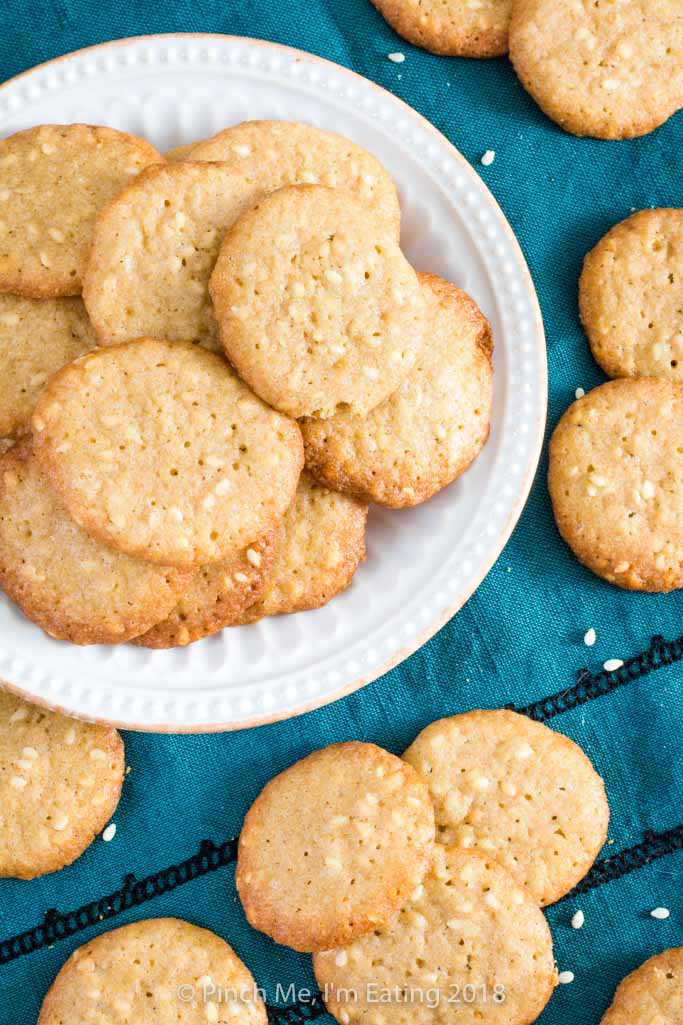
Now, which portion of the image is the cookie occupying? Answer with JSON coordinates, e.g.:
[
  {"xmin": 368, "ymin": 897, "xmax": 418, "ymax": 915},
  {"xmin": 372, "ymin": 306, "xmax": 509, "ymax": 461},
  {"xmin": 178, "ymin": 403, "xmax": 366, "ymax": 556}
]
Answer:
[
  {"xmin": 83, "ymin": 162, "xmax": 261, "ymax": 349},
  {"xmin": 403, "ymin": 708, "xmax": 609, "ymax": 905},
  {"xmin": 0, "ymin": 124, "xmax": 162, "ymax": 297},
  {"xmin": 37, "ymin": 918, "xmax": 267, "ymax": 1025},
  {"xmin": 548, "ymin": 378, "xmax": 683, "ymax": 591},
  {"xmin": 236, "ymin": 741, "xmax": 435, "ymax": 952},
  {"xmin": 370, "ymin": 0, "xmax": 511, "ymax": 58},
  {"xmin": 601, "ymin": 947, "xmax": 682, "ymax": 1025},
  {"xmin": 210, "ymin": 185, "xmax": 425, "ymax": 419},
  {"xmin": 314, "ymin": 845, "xmax": 556, "ymax": 1025},
  {"xmin": 165, "ymin": 142, "xmax": 197, "ymax": 162},
  {"xmin": 302, "ymin": 274, "xmax": 492, "ymax": 507},
  {"xmin": 0, "ymin": 689, "xmax": 124, "ymax": 879},
  {"xmin": 237, "ymin": 472, "xmax": 367, "ymax": 622},
  {"xmin": 579, "ymin": 209, "xmax": 683, "ymax": 380},
  {"xmin": 189, "ymin": 120, "xmax": 401, "ymax": 235},
  {"xmin": 133, "ymin": 530, "xmax": 277, "ymax": 648},
  {"xmin": 32, "ymin": 339, "xmax": 304, "ymax": 570},
  {"xmin": 0, "ymin": 294, "xmax": 96, "ymax": 437},
  {"xmin": 0, "ymin": 441, "xmax": 193, "ymax": 644},
  {"xmin": 509, "ymin": 1, "xmax": 683, "ymax": 139}
]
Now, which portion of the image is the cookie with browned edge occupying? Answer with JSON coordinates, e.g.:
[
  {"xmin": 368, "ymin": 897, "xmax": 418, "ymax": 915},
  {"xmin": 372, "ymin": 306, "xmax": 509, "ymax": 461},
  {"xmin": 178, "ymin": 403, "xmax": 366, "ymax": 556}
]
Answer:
[
  {"xmin": 600, "ymin": 947, "xmax": 682, "ymax": 1025},
  {"xmin": 370, "ymin": 0, "xmax": 511, "ymax": 58}
]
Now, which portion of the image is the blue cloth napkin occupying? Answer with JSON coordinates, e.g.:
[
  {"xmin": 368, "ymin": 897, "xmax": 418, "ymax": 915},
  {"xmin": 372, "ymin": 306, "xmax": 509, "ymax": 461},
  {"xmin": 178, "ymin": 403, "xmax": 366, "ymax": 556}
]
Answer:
[{"xmin": 0, "ymin": 3, "xmax": 681, "ymax": 1024}]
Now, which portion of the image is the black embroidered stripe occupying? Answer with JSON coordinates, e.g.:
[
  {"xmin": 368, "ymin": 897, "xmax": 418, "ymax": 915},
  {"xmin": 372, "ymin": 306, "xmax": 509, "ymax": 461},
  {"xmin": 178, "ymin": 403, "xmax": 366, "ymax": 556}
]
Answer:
[
  {"xmin": 514, "ymin": 634, "xmax": 683, "ymax": 721},
  {"xmin": 0, "ymin": 838, "xmax": 237, "ymax": 966},
  {"xmin": 267, "ymin": 995, "xmax": 327, "ymax": 1025}
]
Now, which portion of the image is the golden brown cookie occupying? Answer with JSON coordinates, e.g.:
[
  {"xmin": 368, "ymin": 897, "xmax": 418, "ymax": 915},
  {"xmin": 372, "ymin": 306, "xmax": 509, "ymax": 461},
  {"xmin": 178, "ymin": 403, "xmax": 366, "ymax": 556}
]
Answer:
[
  {"xmin": 237, "ymin": 472, "xmax": 367, "ymax": 622},
  {"xmin": 210, "ymin": 185, "xmax": 425, "ymax": 419},
  {"xmin": 83, "ymin": 162, "xmax": 261, "ymax": 349},
  {"xmin": 0, "ymin": 441, "xmax": 193, "ymax": 644},
  {"xmin": 165, "ymin": 142, "xmax": 197, "ymax": 162},
  {"xmin": 600, "ymin": 947, "xmax": 682, "ymax": 1025},
  {"xmin": 314, "ymin": 845, "xmax": 556, "ymax": 1025},
  {"xmin": 403, "ymin": 708, "xmax": 609, "ymax": 905},
  {"xmin": 548, "ymin": 378, "xmax": 683, "ymax": 591},
  {"xmin": 37, "ymin": 918, "xmax": 267, "ymax": 1025},
  {"xmin": 0, "ymin": 689, "xmax": 124, "ymax": 879},
  {"xmin": 0, "ymin": 124, "xmax": 162, "ymax": 297},
  {"xmin": 237, "ymin": 742, "xmax": 435, "ymax": 952},
  {"xmin": 509, "ymin": 0, "xmax": 683, "ymax": 139},
  {"xmin": 133, "ymin": 531, "xmax": 277, "ymax": 648},
  {"xmin": 370, "ymin": 0, "xmax": 511, "ymax": 58},
  {"xmin": 0, "ymin": 294, "xmax": 96, "ymax": 437},
  {"xmin": 302, "ymin": 274, "xmax": 492, "ymax": 507},
  {"xmin": 579, "ymin": 209, "xmax": 683, "ymax": 380},
  {"xmin": 189, "ymin": 120, "xmax": 401, "ymax": 235},
  {"xmin": 32, "ymin": 339, "xmax": 304, "ymax": 570}
]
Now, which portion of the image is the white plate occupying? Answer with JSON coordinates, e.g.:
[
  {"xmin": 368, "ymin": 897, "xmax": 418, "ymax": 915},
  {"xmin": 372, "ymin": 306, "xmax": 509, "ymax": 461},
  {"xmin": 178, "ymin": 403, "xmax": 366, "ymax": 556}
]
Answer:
[{"xmin": 0, "ymin": 34, "xmax": 546, "ymax": 732}]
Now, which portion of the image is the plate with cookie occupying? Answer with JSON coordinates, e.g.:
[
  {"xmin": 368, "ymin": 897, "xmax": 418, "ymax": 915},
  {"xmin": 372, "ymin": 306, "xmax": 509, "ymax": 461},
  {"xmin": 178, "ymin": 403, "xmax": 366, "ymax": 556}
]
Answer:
[{"xmin": 0, "ymin": 34, "xmax": 546, "ymax": 731}]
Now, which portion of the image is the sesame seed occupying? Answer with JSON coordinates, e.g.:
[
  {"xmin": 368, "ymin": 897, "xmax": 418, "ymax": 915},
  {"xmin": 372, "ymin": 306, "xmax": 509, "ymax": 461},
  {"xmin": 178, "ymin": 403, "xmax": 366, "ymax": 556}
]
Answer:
[
  {"xmin": 10, "ymin": 776, "xmax": 27, "ymax": 789},
  {"xmin": 234, "ymin": 572, "xmax": 248, "ymax": 584},
  {"xmin": 246, "ymin": 548, "xmax": 262, "ymax": 567},
  {"xmin": 571, "ymin": 910, "xmax": 585, "ymax": 929},
  {"xmin": 334, "ymin": 950, "xmax": 348, "ymax": 966},
  {"xmin": 558, "ymin": 971, "xmax": 575, "ymax": 985},
  {"xmin": 53, "ymin": 812, "xmax": 69, "ymax": 831},
  {"xmin": 102, "ymin": 823, "xmax": 117, "ymax": 842},
  {"xmin": 481, "ymin": 150, "xmax": 496, "ymax": 166},
  {"xmin": 575, "ymin": 387, "xmax": 585, "ymax": 399},
  {"xmin": 650, "ymin": 907, "xmax": 670, "ymax": 920},
  {"xmin": 603, "ymin": 659, "xmax": 623, "ymax": 672},
  {"xmin": 584, "ymin": 628, "xmax": 596, "ymax": 646},
  {"xmin": 387, "ymin": 52, "xmax": 405, "ymax": 63}
]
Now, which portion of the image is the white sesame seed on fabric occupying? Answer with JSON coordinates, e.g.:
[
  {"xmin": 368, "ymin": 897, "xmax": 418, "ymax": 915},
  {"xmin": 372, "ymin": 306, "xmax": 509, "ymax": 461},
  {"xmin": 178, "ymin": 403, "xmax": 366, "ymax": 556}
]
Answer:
[
  {"xmin": 481, "ymin": 150, "xmax": 496, "ymax": 166},
  {"xmin": 102, "ymin": 823, "xmax": 117, "ymax": 842},
  {"xmin": 571, "ymin": 910, "xmax": 585, "ymax": 929},
  {"xmin": 575, "ymin": 387, "xmax": 585, "ymax": 399},
  {"xmin": 604, "ymin": 659, "xmax": 624, "ymax": 672},
  {"xmin": 650, "ymin": 907, "xmax": 670, "ymax": 920},
  {"xmin": 584, "ymin": 628, "xmax": 596, "ymax": 646},
  {"xmin": 387, "ymin": 52, "xmax": 405, "ymax": 63},
  {"xmin": 558, "ymin": 971, "xmax": 575, "ymax": 985}
]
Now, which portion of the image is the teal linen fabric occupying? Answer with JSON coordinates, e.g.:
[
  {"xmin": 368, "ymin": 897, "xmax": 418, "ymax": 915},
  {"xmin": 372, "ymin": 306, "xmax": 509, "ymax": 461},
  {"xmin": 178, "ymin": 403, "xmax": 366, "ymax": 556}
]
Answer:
[{"xmin": 0, "ymin": 3, "xmax": 681, "ymax": 1024}]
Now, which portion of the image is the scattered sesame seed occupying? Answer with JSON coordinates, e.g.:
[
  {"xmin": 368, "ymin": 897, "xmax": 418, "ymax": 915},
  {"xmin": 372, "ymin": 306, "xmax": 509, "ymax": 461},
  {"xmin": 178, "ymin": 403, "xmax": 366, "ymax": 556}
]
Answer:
[
  {"xmin": 558, "ymin": 971, "xmax": 575, "ymax": 985},
  {"xmin": 604, "ymin": 659, "xmax": 623, "ymax": 672},
  {"xmin": 481, "ymin": 150, "xmax": 496, "ymax": 166},
  {"xmin": 584, "ymin": 628, "xmax": 596, "ymax": 647},
  {"xmin": 571, "ymin": 910, "xmax": 585, "ymax": 929},
  {"xmin": 102, "ymin": 823, "xmax": 117, "ymax": 843},
  {"xmin": 575, "ymin": 387, "xmax": 585, "ymax": 399},
  {"xmin": 387, "ymin": 52, "xmax": 405, "ymax": 63},
  {"xmin": 650, "ymin": 907, "xmax": 670, "ymax": 920}
]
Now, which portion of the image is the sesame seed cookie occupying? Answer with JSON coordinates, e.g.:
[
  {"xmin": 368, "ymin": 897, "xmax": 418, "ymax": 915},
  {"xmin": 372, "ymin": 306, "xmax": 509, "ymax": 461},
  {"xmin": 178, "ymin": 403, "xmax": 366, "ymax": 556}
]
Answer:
[
  {"xmin": 302, "ymin": 274, "xmax": 492, "ymax": 507},
  {"xmin": 165, "ymin": 142, "xmax": 197, "ymax": 162},
  {"xmin": 548, "ymin": 378, "xmax": 683, "ymax": 591},
  {"xmin": 0, "ymin": 294, "xmax": 96, "ymax": 437},
  {"xmin": 236, "ymin": 741, "xmax": 435, "ymax": 952},
  {"xmin": 403, "ymin": 709, "xmax": 609, "ymax": 906},
  {"xmin": 210, "ymin": 185, "xmax": 425, "ymax": 419},
  {"xmin": 370, "ymin": 0, "xmax": 511, "ymax": 58},
  {"xmin": 0, "ymin": 124, "xmax": 162, "ymax": 297},
  {"xmin": 314, "ymin": 845, "xmax": 556, "ymax": 1025},
  {"xmin": 0, "ymin": 441, "xmax": 193, "ymax": 644},
  {"xmin": 133, "ymin": 530, "xmax": 277, "ymax": 648},
  {"xmin": 83, "ymin": 162, "xmax": 261, "ymax": 349},
  {"xmin": 188, "ymin": 121, "xmax": 401, "ymax": 236},
  {"xmin": 32, "ymin": 339, "xmax": 304, "ymax": 570},
  {"xmin": 509, "ymin": 0, "xmax": 683, "ymax": 139},
  {"xmin": 237, "ymin": 472, "xmax": 367, "ymax": 622},
  {"xmin": 600, "ymin": 947, "xmax": 682, "ymax": 1025},
  {"xmin": 0, "ymin": 688, "xmax": 124, "ymax": 879},
  {"xmin": 579, "ymin": 209, "xmax": 683, "ymax": 380},
  {"xmin": 37, "ymin": 918, "xmax": 267, "ymax": 1025}
]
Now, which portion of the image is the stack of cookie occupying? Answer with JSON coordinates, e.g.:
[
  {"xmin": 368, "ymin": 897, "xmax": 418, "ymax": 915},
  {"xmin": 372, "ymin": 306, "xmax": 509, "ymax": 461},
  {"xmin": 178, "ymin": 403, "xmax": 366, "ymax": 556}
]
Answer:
[
  {"xmin": 0, "ymin": 119, "xmax": 493, "ymax": 646},
  {"xmin": 548, "ymin": 208, "xmax": 683, "ymax": 592}
]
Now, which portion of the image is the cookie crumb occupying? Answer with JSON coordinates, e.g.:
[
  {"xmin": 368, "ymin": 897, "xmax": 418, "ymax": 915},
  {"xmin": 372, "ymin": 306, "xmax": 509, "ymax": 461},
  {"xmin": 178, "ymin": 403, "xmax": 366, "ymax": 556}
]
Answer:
[
  {"xmin": 571, "ymin": 910, "xmax": 585, "ymax": 929},
  {"xmin": 558, "ymin": 971, "xmax": 575, "ymax": 985},
  {"xmin": 584, "ymin": 627, "xmax": 596, "ymax": 646},
  {"xmin": 102, "ymin": 823, "xmax": 117, "ymax": 842},
  {"xmin": 575, "ymin": 387, "xmax": 585, "ymax": 399},
  {"xmin": 387, "ymin": 52, "xmax": 405, "ymax": 63},
  {"xmin": 603, "ymin": 658, "xmax": 623, "ymax": 671},
  {"xmin": 481, "ymin": 150, "xmax": 496, "ymax": 166},
  {"xmin": 650, "ymin": 906, "xmax": 670, "ymax": 920}
]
